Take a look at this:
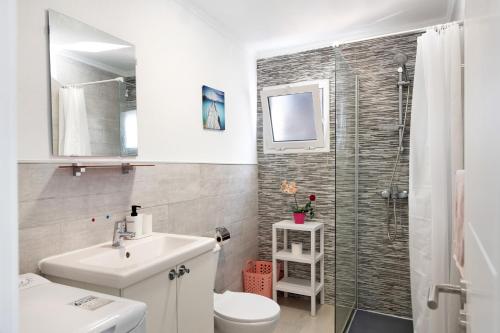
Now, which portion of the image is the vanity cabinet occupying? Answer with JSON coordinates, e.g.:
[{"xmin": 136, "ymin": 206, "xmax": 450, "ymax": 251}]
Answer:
[
  {"xmin": 122, "ymin": 268, "xmax": 177, "ymax": 333},
  {"xmin": 122, "ymin": 252, "xmax": 214, "ymax": 333},
  {"xmin": 176, "ymin": 252, "xmax": 214, "ymax": 333},
  {"xmin": 122, "ymin": 251, "xmax": 214, "ymax": 333},
  {"xmin": 39, "ymin": 233, "xmax": 216, "ymax": 333},
  {"xmin": 46, "ymin": 250, "xmax": 214, "ymax": 333}
]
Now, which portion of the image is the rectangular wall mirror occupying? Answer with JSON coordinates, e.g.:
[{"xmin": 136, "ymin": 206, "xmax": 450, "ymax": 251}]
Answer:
[{"xmin": 48, "ymin": 10, "xmax": 138, "ymax": 157}]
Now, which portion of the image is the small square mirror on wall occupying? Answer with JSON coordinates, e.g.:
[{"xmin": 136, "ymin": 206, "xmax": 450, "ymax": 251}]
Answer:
[{"xmin": 48, "ymin": 10, "xmax": 138, "ymax": 157}]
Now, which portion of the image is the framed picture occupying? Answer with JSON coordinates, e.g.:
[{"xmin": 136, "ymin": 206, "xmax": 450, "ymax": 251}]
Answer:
[{"xmin": 202, "ymin": 85, "xmax": 225, "ymax": 130}]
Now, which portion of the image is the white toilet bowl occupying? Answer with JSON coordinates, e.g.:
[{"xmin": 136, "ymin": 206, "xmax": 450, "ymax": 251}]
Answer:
[
  {"xmin": 214, "ymin": 291, "xmax": 280, "ymax": 333},
  {"xmin": 210, "ymin": 245, "xmax": 280, "ymax": 333}
]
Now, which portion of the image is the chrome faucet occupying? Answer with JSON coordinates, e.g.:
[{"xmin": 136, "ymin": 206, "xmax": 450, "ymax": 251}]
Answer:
[{"xmin": 112, "ymin": 220, "xmax": 135, "ymax": 248}]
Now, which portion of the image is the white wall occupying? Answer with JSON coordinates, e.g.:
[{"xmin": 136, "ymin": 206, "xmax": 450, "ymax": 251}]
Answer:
[
  {"xmin": 450, "ymin": 0, "xmax": 465, "ymax": 21},
  {"xmin": 18, "ymin": 0, "xmax": 257, "ymax": 164},
  {"xmin": 0, "ymin": 0, "xmax": 18, "ymax": 331}
]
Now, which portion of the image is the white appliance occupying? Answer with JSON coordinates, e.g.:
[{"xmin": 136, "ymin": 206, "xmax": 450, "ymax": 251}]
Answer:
[{"xmin": 19, "ymin": 273, "xmax": 146, "ymax": 333}]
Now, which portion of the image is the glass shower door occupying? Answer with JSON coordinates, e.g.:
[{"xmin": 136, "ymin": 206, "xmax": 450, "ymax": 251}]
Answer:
[{"xmin": 334, "ymin": 48, "xmax": 359, "ymax": 333}]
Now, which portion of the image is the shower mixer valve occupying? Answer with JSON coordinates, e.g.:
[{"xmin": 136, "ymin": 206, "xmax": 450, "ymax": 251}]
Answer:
[{"xmin": 380, "ymin": 186, "xmax": 409, "ymax": 199}]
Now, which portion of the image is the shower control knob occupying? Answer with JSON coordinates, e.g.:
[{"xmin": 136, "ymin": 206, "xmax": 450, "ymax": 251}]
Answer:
[
  {"xmin": 380, "ymin": 189, "xmax": 391, "ymax": 198},
  {"xmin": 398, "ymin": 190, "xmax": 409, "ymax": 199}
]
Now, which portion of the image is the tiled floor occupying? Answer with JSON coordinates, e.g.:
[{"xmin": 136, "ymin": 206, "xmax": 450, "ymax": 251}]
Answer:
[
  {"xmin": 274, "ymin": 297, "xmax": 335, "ymax": 333},
  {"xmin": 347, "ymin": 310, "xmax": 413, "ymax": 333},
  {"xmin": 273, "ymin": 297, "xmax": 413, "ymax": 333}
]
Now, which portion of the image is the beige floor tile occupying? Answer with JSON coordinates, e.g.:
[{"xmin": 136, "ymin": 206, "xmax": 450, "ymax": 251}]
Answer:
[{"xmin": 274, "ymin": 297, "xmax": 335, "ymax": 333}]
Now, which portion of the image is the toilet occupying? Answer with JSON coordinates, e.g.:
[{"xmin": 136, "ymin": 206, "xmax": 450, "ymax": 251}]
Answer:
[{"xmin": 211, "ymin": 246, "xmax": 280, "ymax": 333}]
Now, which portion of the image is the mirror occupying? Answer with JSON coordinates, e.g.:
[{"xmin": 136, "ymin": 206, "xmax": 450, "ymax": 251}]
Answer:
[{"xmin": 48, "ymin": 10, "xmax": 137, "ymax": 157}]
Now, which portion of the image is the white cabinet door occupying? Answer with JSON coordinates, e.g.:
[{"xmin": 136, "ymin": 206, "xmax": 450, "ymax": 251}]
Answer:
[
  {"xmin": 464, "ymin": 0, "xmax": 500, "ymax": 331},
  {"xmin": 176, "ymin": 252, "xmax": 215, "ymax": 333},
  {"xmin": 123, "ymin": 268, "xmax": 177, "ymax": 333}
]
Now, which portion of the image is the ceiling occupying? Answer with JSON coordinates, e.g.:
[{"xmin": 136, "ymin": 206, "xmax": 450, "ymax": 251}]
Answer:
[{"xmin": 180, "ymin": 0, "xmax": 456, "ymax": 57}]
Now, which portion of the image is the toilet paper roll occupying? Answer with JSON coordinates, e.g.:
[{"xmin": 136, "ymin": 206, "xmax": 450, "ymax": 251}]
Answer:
[{"xmin": 291, "ymin": 243, "xmax": 303, "ymax": 256}]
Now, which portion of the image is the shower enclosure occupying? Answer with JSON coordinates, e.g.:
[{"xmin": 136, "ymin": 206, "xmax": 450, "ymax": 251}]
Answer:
[
  {"xmin": 334, "ymin": 48, "xmax": 359, "ymax": 332},
  {"xmin": 334, "ymin": 36, "xmax": 415, "ymax": 332}
]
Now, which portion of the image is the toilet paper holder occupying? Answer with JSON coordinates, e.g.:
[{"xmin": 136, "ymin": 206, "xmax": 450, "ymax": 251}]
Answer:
[{"xmin": 215, "ymin": 227, "xmax": 230, "ymax": 244}]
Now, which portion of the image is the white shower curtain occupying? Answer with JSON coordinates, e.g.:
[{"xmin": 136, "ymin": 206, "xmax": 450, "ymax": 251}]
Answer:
[
  {"xmin": 58, "ymin": 87, "xmax": 92, "ymax": 156},
  {"xmin": 409, "ymin": 23, "xmax": 463, "ymax": 333}
]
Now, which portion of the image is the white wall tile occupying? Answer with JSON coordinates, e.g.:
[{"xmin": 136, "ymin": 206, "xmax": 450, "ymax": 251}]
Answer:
[{"xmin": 19, "ymin": 223, "xmax": 62, "ymax": 274}]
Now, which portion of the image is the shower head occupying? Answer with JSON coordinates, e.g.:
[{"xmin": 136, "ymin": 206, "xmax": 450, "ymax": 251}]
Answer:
[
  {"xmin": 394, "ymin": 52, "xmax": 409, "ymax": 81},
  {"xmin": 393, "ymin": 53, "xmax": 408, "ymax": 66}
]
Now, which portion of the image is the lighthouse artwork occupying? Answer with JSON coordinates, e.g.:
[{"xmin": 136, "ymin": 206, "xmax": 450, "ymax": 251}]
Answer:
[{"xmin": 202, "ymin": 85, "xmax": 225, "ymax": 131}]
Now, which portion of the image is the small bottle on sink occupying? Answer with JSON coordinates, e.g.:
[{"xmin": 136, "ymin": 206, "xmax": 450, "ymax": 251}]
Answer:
[{"xmin": 126, "ymin": 205, "xmax": 143, "ymax": 238}]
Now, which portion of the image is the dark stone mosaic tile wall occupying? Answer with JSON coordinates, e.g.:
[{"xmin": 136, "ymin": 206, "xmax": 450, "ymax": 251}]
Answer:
[
  {"xmin": 256, "ymin": 47, "xmax": 336, "ymax": 304},
  {"xmin": 257, "ymin": 32, "xmax": 418, "ymax": 317}
]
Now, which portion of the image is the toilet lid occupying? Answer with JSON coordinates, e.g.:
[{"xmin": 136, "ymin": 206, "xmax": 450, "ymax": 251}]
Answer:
[{"xmin": 214, "ymin": 291, "xmax": 280, "ymax": 323}]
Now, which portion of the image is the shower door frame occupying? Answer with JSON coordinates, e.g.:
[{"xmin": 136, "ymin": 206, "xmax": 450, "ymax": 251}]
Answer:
[
  {"xmin": 354, "ymin": 73, "xmax": 359, "ymax": 309},
  {"xmin": 341, "ymin": 75, "xmax": 359, "ymax": 333},
  {"xmin": 334, "ymin": 45, "xmax": 360, "ymax": 333}
]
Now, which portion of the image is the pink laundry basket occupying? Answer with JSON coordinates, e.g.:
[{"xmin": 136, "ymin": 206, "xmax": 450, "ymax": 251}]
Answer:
[{"xmin": 243, "ymin": 260, "xmax": 283, "ymax": 299}]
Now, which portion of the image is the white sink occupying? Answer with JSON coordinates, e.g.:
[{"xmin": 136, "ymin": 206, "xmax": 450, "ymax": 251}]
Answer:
[{"xmin": 39, "ymin": 233, "xmax": 215, "ymax": 289}]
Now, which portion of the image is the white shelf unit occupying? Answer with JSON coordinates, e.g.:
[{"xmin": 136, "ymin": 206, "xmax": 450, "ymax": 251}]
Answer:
[{"xmin": 272, "ymin": 220, "xmax": 325, "ymax": 316}]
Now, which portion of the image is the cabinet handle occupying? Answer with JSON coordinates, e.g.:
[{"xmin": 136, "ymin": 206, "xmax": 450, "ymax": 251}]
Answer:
[
  {"xmin": 168, "ymin": 269, "xmax": 178, "ymax": 280},
  {"xmin": 178, "ymin": 265, "xmax": 190, "ymax": 277}
]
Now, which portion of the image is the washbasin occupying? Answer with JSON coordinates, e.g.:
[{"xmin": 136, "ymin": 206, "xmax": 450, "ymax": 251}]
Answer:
[
  {"xmin": 39, "ymin": 232, "xmax": 215, "ymax": 289},
  {"xmin": 81, "ymin": 235, "xmax": 195, "ymax": 269}
]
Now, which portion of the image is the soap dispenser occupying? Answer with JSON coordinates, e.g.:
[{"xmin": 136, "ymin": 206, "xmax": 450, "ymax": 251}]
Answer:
[{"xmin": 127, "ymin": 205, "xmax": 143, "ymax": 238}]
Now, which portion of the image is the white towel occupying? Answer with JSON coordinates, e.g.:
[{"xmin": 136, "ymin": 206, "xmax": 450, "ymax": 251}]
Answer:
[{"xmin": 453, "ymin": 170, "xmax": 465, "ymax": 277}]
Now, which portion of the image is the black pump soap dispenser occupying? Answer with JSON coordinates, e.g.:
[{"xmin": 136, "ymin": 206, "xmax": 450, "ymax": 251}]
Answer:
[
  {"xmin": 127, "ymin": 205, "xmax": 143, "ymax": 237},
  {"xmin": 131, "ymin": 205, "xmax": 142, "ymax": 217}
]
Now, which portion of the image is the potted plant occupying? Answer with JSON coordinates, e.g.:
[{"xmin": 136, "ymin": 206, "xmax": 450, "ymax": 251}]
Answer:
[{"xmin": 280, "ymin": 180, "xmax": 316, "ymax": 224}]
